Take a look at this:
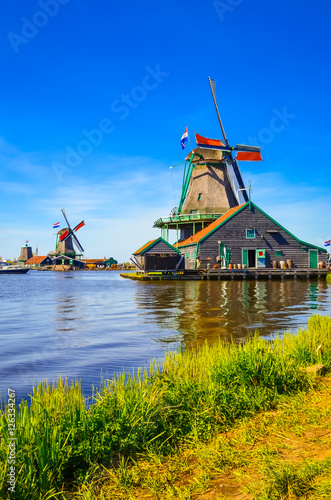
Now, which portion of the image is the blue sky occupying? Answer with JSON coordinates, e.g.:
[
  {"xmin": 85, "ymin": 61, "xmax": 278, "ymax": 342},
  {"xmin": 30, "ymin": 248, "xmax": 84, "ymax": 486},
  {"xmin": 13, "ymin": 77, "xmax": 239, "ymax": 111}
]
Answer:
[{"xmin": 0, "ymin": 0, "xmax": 330, "ymax": 260}]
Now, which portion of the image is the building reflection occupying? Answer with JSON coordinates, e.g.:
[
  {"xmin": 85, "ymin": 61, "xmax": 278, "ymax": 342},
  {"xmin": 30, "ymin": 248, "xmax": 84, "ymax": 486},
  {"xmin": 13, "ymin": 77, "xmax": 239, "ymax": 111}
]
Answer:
[{"xmin": 134, "ymin": 279, "xmax": 330, "ymax": 349}]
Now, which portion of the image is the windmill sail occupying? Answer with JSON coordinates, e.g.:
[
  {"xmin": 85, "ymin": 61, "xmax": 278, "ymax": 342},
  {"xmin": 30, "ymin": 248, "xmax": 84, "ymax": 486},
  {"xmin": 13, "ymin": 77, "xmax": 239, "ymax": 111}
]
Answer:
[
  {"xmin": 72, "ymin": 233, "xmax": 84, "ymax": 253},
  {"xmin": 56, "ymin": 209, "xmax": 85, "ymax": 255},
  {"xmin": 225, "ymin": 159, "xmax": 248, "ymax": 204}
]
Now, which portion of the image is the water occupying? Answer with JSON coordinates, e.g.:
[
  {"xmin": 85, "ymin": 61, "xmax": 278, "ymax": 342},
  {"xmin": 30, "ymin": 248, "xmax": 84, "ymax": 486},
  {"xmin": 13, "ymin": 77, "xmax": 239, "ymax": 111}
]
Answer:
[{"xmin": 1, "ymin": 271, "xmax": 331, "ymax": 402}]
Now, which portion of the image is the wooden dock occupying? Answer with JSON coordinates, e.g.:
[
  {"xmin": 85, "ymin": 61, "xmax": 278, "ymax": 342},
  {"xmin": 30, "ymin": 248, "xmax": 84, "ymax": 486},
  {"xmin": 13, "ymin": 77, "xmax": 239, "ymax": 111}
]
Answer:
[{"xmin": 121, "ymin": 268, "xmax": 330, "ymax": 281}]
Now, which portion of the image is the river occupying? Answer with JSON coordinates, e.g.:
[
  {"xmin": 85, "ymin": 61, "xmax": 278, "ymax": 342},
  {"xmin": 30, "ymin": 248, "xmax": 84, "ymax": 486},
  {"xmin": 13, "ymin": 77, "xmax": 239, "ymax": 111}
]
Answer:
[{"xmin": 1, "ymin": 271, "xmax": 331, "ymax": 402}]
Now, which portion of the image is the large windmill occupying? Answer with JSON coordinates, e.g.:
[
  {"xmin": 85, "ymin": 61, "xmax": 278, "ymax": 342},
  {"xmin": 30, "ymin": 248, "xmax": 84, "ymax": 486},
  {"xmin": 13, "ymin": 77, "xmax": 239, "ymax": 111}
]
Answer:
[
  {"xmin": 55, "ymin": 209, "xmax": 85, "ymax": 257},
  {"xmin": 153, "ymin": 78, "xmax": 262, "ymax": 243}
]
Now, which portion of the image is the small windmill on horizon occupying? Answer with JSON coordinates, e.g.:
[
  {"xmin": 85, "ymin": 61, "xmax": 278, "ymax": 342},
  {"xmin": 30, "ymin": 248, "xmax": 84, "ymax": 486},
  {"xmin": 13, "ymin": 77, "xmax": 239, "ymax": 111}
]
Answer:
[{"xmin": 54, "ymin": 209, "xmax": 85, "ymax": 257}]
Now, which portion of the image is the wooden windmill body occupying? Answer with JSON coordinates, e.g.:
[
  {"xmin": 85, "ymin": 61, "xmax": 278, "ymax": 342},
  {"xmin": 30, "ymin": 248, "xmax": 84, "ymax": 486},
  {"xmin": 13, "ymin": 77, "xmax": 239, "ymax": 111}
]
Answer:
[{"xmin": 153, "ymin": 78, "xmax": 262, "ymax": 244}]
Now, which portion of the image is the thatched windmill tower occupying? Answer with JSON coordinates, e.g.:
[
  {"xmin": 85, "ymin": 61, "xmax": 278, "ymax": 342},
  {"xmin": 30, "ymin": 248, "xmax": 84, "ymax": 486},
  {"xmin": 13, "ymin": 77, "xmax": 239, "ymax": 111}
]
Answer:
[
  {"xmin": 153, "ymin": 78, "xmax": 262, "ymax": 243},
  {"xmin": 18, "ymin": 244, "xmax": 33, "ymax": 262}
]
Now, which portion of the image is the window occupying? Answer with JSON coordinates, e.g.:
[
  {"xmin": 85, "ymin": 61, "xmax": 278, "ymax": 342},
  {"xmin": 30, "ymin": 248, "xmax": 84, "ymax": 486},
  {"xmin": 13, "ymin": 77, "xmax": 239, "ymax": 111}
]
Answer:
[
  {"xmin": 198, "ymin": 193, "xmax": 202, "ymax": 200},
  {"xmin": 275, "ymin": 251, "xmax": 282, "ymax": 257},
  {"xmin": 191, "ymin": 210, "xmax": 198, "ymax": 214},
  {"xmin": 246, "ymin": 229, "xmax": 255, "ymax": 239}
]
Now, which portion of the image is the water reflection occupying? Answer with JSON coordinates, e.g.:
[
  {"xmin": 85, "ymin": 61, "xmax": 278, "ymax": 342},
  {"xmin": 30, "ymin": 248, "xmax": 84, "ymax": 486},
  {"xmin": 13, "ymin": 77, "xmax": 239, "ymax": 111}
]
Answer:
[
  {"xmin": 135, "ymin": 280, "xmax": 331, "ymax": 348},
  {"xmin": 55, "ymin": 294, "xmax": 89, "ymax": 348}
]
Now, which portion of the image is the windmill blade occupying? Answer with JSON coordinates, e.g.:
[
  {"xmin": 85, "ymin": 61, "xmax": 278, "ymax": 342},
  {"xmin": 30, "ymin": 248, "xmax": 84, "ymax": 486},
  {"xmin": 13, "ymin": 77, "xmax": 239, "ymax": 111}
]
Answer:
[
  {"xmin": 208, "ymin": 77, "xmax": 229, "ymax": 146},
  {"xmin": 73, "ymin": 220, "xmax": 85, "ymax": 232},
  {"xmin": 59, "ymin": 229, "xmax": 70, "ymax": 242},
  {"xmin": 234, "ymin": 144, "xmax": 261, "ymax": 152},
  {"xmin": 72, "ymin": 233, "xmax": 84, "ymax": 253},
  {"xmin": 61, "ymin": 208, "xmax": 71, "ymax": 229}
]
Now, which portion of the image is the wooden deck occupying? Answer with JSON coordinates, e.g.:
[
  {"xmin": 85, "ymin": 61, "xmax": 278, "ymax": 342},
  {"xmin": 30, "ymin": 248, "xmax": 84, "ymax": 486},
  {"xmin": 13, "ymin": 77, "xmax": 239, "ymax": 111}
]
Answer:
[{"xmin": 121, "ymin": 268, "xmax": 330, "ymax": 281}]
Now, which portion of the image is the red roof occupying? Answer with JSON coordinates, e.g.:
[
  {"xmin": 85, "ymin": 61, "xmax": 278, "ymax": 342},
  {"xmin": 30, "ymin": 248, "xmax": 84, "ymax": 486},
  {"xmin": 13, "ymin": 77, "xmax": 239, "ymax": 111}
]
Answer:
[
  {"xmin": 26, "ymin": 256, "xmax": 47, "ymax": 265},
  {"xmin": 133, "ymin": 239, "xmax": 158, "ymax": 255},
  {"xmin": 177, "ymin": 204, "xmax": 246, "ymax": 247},
  {"xmin": 82, "ymin": 259, "xmax": 105, "ymax": 264}
]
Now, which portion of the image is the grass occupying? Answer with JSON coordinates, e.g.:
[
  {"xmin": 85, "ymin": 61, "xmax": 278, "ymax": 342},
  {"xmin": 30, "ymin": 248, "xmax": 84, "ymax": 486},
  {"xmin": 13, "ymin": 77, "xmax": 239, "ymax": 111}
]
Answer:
[
  {"xmin": 1, "ymin": 314, "xmax": 331, "ymax": 499},
  {"xmin": 326, "ymin": 273, "xmax": 331, "ymax": 283}
]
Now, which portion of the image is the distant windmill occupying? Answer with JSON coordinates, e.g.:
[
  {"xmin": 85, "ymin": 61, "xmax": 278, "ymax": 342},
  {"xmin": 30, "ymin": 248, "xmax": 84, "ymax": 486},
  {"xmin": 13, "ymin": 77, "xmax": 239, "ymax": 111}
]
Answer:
[{"xmin": 55, "ymin": 209, "xmax": 85, "ymax": 256}]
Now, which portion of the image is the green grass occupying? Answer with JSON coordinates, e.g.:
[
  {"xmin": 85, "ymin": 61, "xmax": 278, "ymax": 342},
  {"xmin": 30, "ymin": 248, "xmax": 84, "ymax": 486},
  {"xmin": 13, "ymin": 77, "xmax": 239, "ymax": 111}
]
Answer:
[
  {"xmin": 257, "ymin": 458, "xmax": 331, "ymax": 499},
  {"xmin": 1, "ymin": 315, "xmax": 331, "ymax": 499},
  {"xmin": 326, "ymin": 273, "xmax": 331, "ymax": 283}
]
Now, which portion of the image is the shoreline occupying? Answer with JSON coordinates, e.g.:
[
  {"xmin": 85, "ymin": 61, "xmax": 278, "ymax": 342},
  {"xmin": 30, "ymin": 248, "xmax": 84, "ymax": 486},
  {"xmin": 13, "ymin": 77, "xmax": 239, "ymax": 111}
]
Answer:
[{"xmin": 0, "ymin": 314, "xmax": 331, "ymax": 498}]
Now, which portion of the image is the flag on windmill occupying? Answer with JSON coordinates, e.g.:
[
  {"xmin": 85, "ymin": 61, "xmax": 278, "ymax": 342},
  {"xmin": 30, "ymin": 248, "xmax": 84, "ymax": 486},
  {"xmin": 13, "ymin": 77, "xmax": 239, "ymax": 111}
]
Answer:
[
  {"xmin": 25, "ymin": 240, "xmax": 29, "ymax": 243},
  {"xmin": 53, "ymin": 222, "xmax": 60, "ymax": 229},
  {"xmin": 324, "ymin": 240, "xmax": 331, "ymax": 247},
  {"xmin": 180, "ymin": 128, "xmax": 189, "ymax": 149}
]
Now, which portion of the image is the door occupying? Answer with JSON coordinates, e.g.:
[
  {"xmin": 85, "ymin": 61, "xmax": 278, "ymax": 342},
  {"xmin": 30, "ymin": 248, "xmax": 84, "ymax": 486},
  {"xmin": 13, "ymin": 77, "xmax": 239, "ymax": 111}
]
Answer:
[
  {"xmin": 309, "ymin": 249, "xmax": 318, "ymax": 268},
  {"xmin": 242, "ymin": 249, "xmax": 257, "ymax": 268},
  {"xmin": 256, "ymin": 249, "xmax": 266, "ymax": 268},
  {"xmin": 242, "ymin": 249, "xmax": 248, "ymax": 268}
]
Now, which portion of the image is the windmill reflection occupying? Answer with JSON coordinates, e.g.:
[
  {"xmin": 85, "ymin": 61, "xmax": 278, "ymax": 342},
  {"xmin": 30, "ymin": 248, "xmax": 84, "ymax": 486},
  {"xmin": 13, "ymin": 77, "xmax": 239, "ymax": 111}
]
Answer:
[{"xmin": 55, "ymin": 295, "xmax": 89, "ymax": 347}]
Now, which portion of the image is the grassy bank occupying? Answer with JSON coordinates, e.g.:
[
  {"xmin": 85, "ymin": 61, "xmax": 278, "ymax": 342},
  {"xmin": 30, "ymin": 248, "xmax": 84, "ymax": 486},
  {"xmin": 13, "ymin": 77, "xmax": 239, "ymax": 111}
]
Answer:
[{"xmin": 1, "ymin": 315, "xmax": 331, "ymax": 499}]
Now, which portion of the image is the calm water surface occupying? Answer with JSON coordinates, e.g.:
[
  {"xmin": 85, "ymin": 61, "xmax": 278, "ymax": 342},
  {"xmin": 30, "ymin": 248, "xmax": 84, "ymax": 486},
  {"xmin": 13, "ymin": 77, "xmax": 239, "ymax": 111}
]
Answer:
[{"xmin": 1, "ymin": 270, "xmax": 331, "ymax": 402}]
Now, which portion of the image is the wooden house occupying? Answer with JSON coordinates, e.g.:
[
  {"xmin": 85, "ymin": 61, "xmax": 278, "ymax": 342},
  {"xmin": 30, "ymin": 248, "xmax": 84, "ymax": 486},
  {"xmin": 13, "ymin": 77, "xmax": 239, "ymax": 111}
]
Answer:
[
  {"xmin": 132, "ymin": 237, "xmax": 184, "ymax": 273},
  {"xmin": 52, "ymin": 254, "xmax": 85, "ymax": 269},
  {"xmin": 26, "ymin": 255, "xmax": 53, "ymax": 267},
  {"xmin": 104, "ymin": 257, "xmax": 118, "ymax": 268},
  {"xmin": 82, "ymin": 259, "xmax": 105, "ymax": 269},
  {"xmin": 177, "ymin": 202, "xmax": 327, "ymax": 270}
]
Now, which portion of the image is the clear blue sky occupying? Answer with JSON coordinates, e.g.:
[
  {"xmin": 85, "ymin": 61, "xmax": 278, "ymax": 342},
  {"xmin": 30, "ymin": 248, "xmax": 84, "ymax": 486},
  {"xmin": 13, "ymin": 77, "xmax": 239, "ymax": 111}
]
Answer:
[{"xmin": 1, "ymin": 0, "xmax": 330, "ymax": 260}]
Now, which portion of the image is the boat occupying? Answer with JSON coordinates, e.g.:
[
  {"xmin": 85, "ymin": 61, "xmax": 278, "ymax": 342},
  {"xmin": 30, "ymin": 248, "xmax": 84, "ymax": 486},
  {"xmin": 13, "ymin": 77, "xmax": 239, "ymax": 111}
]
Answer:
[{"xmin": 0, "ymin": 262, "xmax": 29, "ymax": 274}]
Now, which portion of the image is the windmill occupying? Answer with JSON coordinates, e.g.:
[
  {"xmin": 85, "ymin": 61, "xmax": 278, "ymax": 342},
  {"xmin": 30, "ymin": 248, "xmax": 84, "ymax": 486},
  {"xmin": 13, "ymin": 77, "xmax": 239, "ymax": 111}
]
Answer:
[
  {"xmin": 55, "ymin": 209, "xmax": 85, "ymax": 256},
  {"xmin": 153, "ymin": 78, "xmax": 262, "ymax": 243},
  {"xmin": 178, "ymin": 78, "xmax": 262, "ymax": 214}
]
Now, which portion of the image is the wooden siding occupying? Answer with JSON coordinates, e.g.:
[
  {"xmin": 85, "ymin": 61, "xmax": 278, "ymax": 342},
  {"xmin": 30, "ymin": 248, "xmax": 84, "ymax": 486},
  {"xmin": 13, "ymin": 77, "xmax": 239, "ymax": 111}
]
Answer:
[
  {"xmin": 180, "ymin": 244, "xmax": 197, "ymax": 270},
  {"xmin": 142, "ymin": 240, "xmax": 180, "ymax": 255},
  {"xmin": 144, "ymin": 255, "xmax": 184, "ymax": 271},
  {"xmin": 195, "ymin": 205, "xmax": 327, "ymax": 269}
]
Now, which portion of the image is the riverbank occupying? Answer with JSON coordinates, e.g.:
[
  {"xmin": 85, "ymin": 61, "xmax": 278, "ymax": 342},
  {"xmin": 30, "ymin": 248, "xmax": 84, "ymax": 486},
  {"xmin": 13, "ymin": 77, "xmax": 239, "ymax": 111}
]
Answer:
[
  {"xmin": 121, "ymin": 269, "xmax": 330, "ymax": 281},
  {"xmin": 0, "ymin": 315, "xmax": 331, "ymax": 499}
]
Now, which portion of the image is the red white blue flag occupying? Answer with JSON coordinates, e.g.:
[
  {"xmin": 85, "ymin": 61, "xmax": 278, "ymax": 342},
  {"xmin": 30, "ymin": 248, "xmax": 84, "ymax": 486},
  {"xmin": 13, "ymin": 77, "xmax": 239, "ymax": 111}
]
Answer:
[
  {"xmin": 324, "ymin": 240, "xmax": 330, "ymax": 247},
  {"xmin": 181, "ymin": 128, "xmax": 188, "ymax": 149},
  {"xmin": 25, "ymin": 240, "xmax": 29, "ymax": 243},
  {"xmin": 53, "ymin": 222, "xmax": 60, "ymax": 229}
]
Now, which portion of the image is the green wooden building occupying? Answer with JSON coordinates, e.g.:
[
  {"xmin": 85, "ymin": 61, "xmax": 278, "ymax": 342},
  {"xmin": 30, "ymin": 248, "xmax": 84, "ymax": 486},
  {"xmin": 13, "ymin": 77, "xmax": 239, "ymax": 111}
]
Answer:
[{"xmin": 177, "ymin": 202, "xmax": 327, "ymax": 270}]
